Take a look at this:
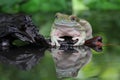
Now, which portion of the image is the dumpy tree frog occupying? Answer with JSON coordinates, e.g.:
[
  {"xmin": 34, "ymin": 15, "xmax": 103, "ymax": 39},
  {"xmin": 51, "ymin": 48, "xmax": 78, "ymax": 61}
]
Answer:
[{"xmin": 50, "ymin": 13, "xmax": 92, "ymax": 46}]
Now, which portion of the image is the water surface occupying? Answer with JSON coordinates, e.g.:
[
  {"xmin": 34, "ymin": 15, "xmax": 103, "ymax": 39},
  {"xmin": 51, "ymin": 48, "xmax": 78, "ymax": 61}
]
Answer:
[{"xmin": 0, "ymin": 45, "xmax": 119, "ymax": 80}]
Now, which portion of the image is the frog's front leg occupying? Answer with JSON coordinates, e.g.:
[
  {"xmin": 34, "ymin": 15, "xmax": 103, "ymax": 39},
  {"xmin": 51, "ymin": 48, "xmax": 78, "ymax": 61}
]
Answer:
[
  {"xmin": 51, "ymin": 29, "xmax": 64, "ymax": 46},
  {"xmin": 72, "ymin": 32, "xmax": 86, "ymax": 46},
  {"xmin": 51, "ymin": 36, "xmax": 64, "ymax": 46}
]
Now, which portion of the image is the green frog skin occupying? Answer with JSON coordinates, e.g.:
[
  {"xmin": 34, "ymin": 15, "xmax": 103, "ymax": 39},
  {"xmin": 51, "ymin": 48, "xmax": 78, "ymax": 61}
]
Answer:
[{"xmin": 50, "ymin": 13, "xmax": 92, "ymax": 46}]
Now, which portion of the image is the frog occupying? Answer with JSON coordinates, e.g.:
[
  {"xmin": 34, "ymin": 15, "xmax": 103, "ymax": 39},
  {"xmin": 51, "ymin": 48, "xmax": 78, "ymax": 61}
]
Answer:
[{"xmin": 50, "ymin": 13, "xmax": 92, "ymax": 46}]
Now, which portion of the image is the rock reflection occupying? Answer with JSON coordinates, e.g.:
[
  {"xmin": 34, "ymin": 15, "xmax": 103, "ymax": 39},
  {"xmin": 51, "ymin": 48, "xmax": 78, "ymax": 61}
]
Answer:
[
  {"xmin": 0, "ymin": 46, "xmax": 46, "ymax": 70},
  {"xmin": 0, "ymin": 45, "xmax": 92, "ymax": 79},
  {"xmin": 51, "ymin": 46, "xmax": 92, "ymax": 78}
]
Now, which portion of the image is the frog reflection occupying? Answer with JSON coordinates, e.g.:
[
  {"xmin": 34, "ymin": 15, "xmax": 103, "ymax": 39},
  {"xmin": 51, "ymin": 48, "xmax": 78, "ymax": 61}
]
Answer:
[
  {"xmin": 0, "ymin": 46, "xmax": 46, "ymax": 70},
  {"xmin": 51, "ymin": 46, "xmax": 92, "ymax": 78}
]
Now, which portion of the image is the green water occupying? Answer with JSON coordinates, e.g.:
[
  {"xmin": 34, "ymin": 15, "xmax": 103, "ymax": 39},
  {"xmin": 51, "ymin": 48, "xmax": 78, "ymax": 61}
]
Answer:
[{"xmin": 0, "ymin": 45, "xmax": 119, "ymax": 80}]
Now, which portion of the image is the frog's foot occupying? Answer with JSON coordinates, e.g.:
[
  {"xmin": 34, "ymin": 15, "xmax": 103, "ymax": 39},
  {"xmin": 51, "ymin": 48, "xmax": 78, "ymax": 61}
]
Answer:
[
  {"xmin": 72, "ymin": 37, "xmax": 85, "ymax": 46},
  {"xmin": 51, "ymin": 36, "xmax": 64, "ymax": 46},
  {"xmin": 56, "ymin": 37, "xmax": 64, "ymax": 41}
]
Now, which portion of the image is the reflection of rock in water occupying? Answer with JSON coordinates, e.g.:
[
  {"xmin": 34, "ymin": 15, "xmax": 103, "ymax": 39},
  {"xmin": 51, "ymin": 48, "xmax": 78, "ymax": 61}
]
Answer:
[
  {"xmin": 51, "ymin": 46, "xmax": 92, "ymax": 78},
  {"xmin": 0, "ymin": 46, "xmax": 46, "ymax": 70}
]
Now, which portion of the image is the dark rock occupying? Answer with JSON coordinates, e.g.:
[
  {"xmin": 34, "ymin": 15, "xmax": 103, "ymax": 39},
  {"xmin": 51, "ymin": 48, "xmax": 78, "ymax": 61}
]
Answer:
[{"xmin": 0, "ymin": 14, "xmax": 49, "ymax": 48}]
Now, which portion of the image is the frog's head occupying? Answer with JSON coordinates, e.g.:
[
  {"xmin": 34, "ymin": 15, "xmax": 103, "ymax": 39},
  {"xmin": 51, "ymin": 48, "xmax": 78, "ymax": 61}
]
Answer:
[{"xmin": 54, "ymin": 13, "xmax": 80, "ymax": 28}]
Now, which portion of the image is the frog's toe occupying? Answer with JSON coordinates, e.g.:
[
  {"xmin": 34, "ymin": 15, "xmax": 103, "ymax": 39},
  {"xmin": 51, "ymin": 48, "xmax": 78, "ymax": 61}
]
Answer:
[
  {"xmin": 51, "ymin": 42, "xmax": 55, "ymax": 46},
  {"xmin": 73, "ymin": 40, "xmax": 85, "ymax": 46},
  {"xmin": 56, "ymin": 43, "xmax": 60, "ymax": 46},
  {"xmin": 79, "ymin": 40, "xmax": 85, "ymax": 45},
  {"xmin": 57, "ymin": 37, "xmax": 64, "ymax": 41},
  {"xmin": 72, "ymin": 37, "xmax": 79, "ymax": 40},
  {"xmin": 51, "ymin": 42, "xmax": 60, "ymax": 46},
  {"xmin": 73, "ymin": 43, "xmax": 79, "ymax": 46}
]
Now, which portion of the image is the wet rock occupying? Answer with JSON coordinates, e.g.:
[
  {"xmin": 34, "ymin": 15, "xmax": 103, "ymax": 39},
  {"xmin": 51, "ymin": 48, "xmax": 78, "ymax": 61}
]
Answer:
[{"xmin": 0, "ymin": 14, "xmax": 49, "ymax": 48}]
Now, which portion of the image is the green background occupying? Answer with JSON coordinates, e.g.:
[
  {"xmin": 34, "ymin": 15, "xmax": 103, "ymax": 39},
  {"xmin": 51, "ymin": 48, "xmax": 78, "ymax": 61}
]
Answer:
[{"xmin": 0, "ymin": 0, "xmax": 120, "ymax": 80}]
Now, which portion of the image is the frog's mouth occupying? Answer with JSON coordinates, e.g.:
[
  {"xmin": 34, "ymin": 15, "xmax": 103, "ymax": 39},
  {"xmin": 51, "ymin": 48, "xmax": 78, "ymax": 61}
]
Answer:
[{"xmin": 54, "ymin": 22, "xmax": 80, "ymax": 28}]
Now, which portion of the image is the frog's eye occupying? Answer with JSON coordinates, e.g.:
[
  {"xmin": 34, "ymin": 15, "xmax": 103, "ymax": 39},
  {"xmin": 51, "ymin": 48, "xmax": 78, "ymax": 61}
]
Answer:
[
  {"xmin": 70, "ymin": 16, "xmax": 76, "ymax": 21},
  {"xmin": 55, "ymin": 15, "xmax": 58, "ymax": 19}
]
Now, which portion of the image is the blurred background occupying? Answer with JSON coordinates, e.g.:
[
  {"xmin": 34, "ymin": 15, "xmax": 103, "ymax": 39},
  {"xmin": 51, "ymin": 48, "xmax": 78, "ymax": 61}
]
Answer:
[{"xmin": 0, "ymin": 0, "xmax": 120, "ymax": 80}]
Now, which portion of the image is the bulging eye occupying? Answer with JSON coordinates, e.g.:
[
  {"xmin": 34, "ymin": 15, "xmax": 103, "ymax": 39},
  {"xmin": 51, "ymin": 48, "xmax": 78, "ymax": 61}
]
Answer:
[
  {"xmin": 55, "ymin": 15, "xmax": 58, "ymax": 19},
  {"xmin": 70, "ymin": 16, "xmax": 76, "ymax": 21}
]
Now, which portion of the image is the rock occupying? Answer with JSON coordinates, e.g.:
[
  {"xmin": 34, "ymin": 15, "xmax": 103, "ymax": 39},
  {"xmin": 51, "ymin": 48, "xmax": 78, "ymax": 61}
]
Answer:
[{"xmin": 0, "ymin": 14, "xmax": 49, "ymax": 48}]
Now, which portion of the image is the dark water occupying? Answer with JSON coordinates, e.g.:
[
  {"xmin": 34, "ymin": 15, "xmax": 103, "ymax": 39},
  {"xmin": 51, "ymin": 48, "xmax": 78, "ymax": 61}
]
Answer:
[{"xmin": 0, "ymin": 45, "xmax": 119, "ymax": 80}]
